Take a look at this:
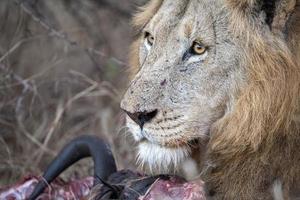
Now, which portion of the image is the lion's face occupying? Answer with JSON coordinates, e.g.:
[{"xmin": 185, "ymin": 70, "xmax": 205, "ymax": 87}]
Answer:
[{"xmin": 121, "ymin": 0, "xmax": 244, "ymax": 174}]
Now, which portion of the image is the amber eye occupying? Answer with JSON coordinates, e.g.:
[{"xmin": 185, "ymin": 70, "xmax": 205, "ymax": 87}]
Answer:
[
  {"xmin": 145, "ymin": 32, "xmax": 154, "ymax": 46},
  {"xmin": 191, "ymin": 42, "xmax": 207, "ymax": 55}
]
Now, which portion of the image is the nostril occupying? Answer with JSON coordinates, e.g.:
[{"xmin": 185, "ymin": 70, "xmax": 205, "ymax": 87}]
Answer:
[
  {"xmin": 125, "ymin": 109, "xmax": 158, "ymax": 128},
  {"xmin": 138, "ymin": 110, "xmax": 158, "ymax": 125}
]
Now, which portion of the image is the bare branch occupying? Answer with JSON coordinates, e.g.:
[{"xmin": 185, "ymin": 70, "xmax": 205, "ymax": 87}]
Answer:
[{"xmin": 14, "ymin": 0, "xmax": 128, "ymax": 67}]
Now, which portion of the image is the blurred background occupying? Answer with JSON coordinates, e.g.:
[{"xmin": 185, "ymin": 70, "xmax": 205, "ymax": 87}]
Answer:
[{"xmin": 0, "ymin": 0, "xmax": 148, "ymax": 186}]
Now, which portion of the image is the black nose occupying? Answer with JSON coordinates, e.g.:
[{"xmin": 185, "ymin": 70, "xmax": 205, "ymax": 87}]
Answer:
[{"xmin": 125, "ymin": 110, "xmax": 158, "ymax": 128}]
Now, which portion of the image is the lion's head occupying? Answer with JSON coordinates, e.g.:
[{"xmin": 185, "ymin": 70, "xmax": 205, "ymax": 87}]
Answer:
[{"xmin": 121, "ymin": 0, "xmax": 300, "ymax": 176}]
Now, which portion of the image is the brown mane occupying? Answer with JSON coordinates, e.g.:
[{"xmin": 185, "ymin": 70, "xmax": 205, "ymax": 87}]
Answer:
[
  {"xmin": 205, "ymin": 1, "xmax": 300, "ymax": 198},
  {"xmin": 211, "ymin": 0, "xmax": 300, "ymax": 150}
]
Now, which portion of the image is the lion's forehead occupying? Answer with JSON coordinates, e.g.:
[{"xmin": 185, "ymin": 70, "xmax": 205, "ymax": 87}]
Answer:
[{"xmin": 148, "ymin": 0, "xmax": 222, "ymax": 44}]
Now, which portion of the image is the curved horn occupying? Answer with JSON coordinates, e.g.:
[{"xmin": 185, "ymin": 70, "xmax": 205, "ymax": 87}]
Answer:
[{"xmin": 28, "ymin": 135, "xmax": 117, "ymax": 200}]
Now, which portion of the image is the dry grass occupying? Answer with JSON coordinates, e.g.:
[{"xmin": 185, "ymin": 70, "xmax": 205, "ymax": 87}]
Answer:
[{"xmin": 0, "ymin": 0, "xmax": 147, "ymax": 186}]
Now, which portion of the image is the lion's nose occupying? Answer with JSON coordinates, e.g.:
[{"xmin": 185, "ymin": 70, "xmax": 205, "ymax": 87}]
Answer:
[{"xmin": 124, "ymin": 110, "xmax": 158, "ymax": 128}]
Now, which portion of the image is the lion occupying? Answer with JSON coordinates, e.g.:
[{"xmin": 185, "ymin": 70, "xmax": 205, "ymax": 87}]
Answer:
[{"xmin": 120, "ymin": 0, "xmax": 300, "ymax": 199}]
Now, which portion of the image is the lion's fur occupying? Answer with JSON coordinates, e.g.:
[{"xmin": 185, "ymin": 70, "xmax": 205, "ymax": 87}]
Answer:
[
  {"xmin": 212, "ymin": 0, "xmax": 300, "ymax": 149},
  {"xmin": 205, "ymin": 1, "xmax": 300, "ymax": 198},
  {"xmin": 126, "ymin": 0, "xmax": 300, "ymax": 199}
]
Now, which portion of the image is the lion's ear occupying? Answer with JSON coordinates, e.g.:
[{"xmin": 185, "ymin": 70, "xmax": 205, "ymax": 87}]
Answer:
[{"xmin": 228, "ymin": 0, "xmax": 298, "ymax": 34}]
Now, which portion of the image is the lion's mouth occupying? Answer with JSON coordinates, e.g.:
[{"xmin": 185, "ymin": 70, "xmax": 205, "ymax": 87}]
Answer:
[
  {"xmin": 128, "ymin": 121, "xmax": 201, "ymax": 149},
  {"xmin": 139, "ymin": 136, "xmax": 200, "ymax": 149}
]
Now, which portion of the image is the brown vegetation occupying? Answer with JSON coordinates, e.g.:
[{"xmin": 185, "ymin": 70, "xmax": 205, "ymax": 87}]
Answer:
[{"xmin": 0, "ymin": 0, "xmax": 147, "ymax": 186}]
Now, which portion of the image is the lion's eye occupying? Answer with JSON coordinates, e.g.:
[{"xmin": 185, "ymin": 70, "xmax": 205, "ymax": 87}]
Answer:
[
  {"xmin": 144, "ymin": 32, "xmax": 154, "ymax": 50},
  {"xmin": 191, "ymin": 42, "xmax": 207, "ymax": 55},
  {"xmin": 145, "ymin": 32, "xmax": 154, "ymax": 45}
]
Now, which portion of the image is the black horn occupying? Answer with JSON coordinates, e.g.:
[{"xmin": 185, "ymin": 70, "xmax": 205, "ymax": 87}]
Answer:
[{"xmin": 28, "ymin": 135, "xmax": 117, "ymax": 200}]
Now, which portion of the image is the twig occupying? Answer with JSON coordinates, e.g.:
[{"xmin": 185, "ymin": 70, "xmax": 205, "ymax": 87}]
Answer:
[
  {"xmin": 34, "ymin": 102, "xmax": 64, "ymax": 166},
  {"xmin": 14, "ymin": 0, "xmax": 128, "ymax": 67},
  {"xmin": 69, "ymin": 70, "xmax": 121, "ymax": 101},
  {"xmin": 16, "ymin": 115, "xmax": 57, "ymax": 156},
  {"xmin": 0, "ymin": 40, "xmax": 24, "ymax": 63}
]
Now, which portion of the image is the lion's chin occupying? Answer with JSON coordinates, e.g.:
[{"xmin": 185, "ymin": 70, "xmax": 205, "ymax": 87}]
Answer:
[{"xmin": 136, "ymin": 141, "xmax": 191, "ymax": 175}]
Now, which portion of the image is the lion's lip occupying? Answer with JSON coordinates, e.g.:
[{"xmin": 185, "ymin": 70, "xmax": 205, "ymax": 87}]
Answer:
[
  {"xmin": 136, "ymin": 128, "xmax": 200, "ymax": 149},
  {"xmin": 139, "ymin": 137, "xmax": 200, "ymax": 149},
  {"xmin": 139, "ymin": 137, "xmax": 161, "ymax": 146}
]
